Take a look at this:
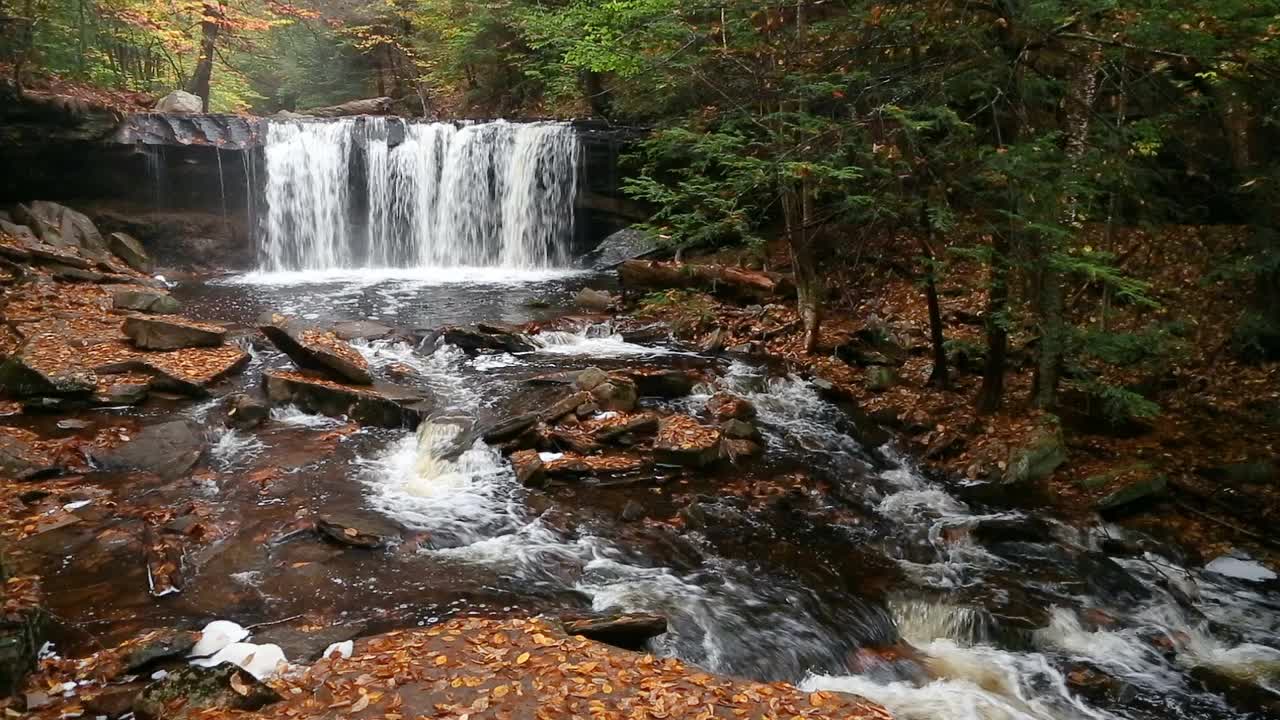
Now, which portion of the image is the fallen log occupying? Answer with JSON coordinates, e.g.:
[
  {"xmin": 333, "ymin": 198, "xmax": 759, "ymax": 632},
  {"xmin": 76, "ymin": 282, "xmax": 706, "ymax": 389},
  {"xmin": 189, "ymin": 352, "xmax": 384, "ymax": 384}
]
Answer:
[
  {"xmin": 617, "ymin": 260, "xmax": 794, "ymax": 303},
  {"xmin": 298, "ymin": 97, "xmax": 393, "ymax": 117}
]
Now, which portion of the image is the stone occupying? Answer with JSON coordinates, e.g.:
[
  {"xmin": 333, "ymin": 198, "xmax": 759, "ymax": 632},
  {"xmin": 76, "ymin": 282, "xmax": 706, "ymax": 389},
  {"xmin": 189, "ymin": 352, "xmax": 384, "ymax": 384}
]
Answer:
[
  {"xmin": 89, "ymin": 420, "xmax": 206, "ymax": 480},
  {"xmin": 1004, "ymin": 430, "xmax": 1067, "ymax": 484},
  {"xmin": 574, "ymin": 366, "xmax": 610, "ymax": 391},
  {"xmin": 511, "ymin": 449, "xmax": 546, "ymax": 487},
  {"xmin": 482, "ymin": 413, "xmax": 540, "ymax": 444},
  {"xmin": 1096, "ymin": 475, "xmax": 1168, "ymax": 513},
  {"xmin": 575, "ymin": 401, "xmax": 599, "ymax": 418},
  {"xmin": 574, "ymin": 288, "xmax": 615, "ymax": 311},
  {"xmin": 560, "ymin": 612, "xmax": 667, "ymax": 651},
  {"xmin": 541, "ymin": 391, "xmax": 593, "ymax": 423},
  {"xmin": 123, "ymin": 629, "xmax": 199, "ymax": 672},
  {"xmin": 96, "ymin": 380, "xmax": 150, "ymax": 405},
  {"xmin": 258, "ymin": 313, "xmax": 373, "ymax": 385},
  {"xmin": 93, "ymin": 344, "xmax": 249, "ymax": 396},
  {"xmin": 113, "ymin": 289, "xmax": 181, "ymax": 314},
  {"xmin": 0, "ymin": 334, "xmax": 97, "ymax": 396},
  {"xmin": 440, "ymin": 323, "xmax": 535, "ymax": 354},
  {"xmin": 125, "ymin": 316, "xmax": 226, "ymax": 350},
  {"xmin": 262, "ymin": 370, "xmax": 429, "ymax": 428},
  {"xmin": 224, "ymin": 393, "xmax": 269, "ymax": 430},
  {"xmin": 865, "ymin": 366, "xmax": 898, "ymax": 392},
  {"xmin": 720, "ymin": 419, "xmax": 761, "ymax": 441},
  {"xmin": 84, "ymin": 682, "xmax": 145, "ymax": 718},
  {"xmin": 330, "ymin": 320, "xmax": 395, "ymax": 342},
  {"xmin": 719, "ymin": 437, "xmax": 763, "ymax": 462},
  {"xmin": 623, "ymin": 368, "xmax": 697, "ymax": 398},
  {"xmin": 134, "ymin": 663, "xmax": 281, "ymax": 720},
  {"xmin": 620, "ymin": 500, "xmax": 645, "ymax": 522},
  {"xmin": 315, "ymin": 517, "xmax": 392, "ymax": 549},
  {"xmin": 589, "ymin": 227, "xmax": 661, "ymax": 270},
  {"xmin": 108, "ymin": 231, "xmax": 153, "ymax": 273},
  {"xmin": 26, "ymin": 243, "xmax": 93, "ymax": 268},
  {"xmin": 15, "ymin": 201, "xmax": 108, "ymax": 254},
  {"xmin": 596, "ymin": 412, "xmax": 661, "ymax": 444},
  {"xmin": 153, "ymin": 90, "xmax": 204, "ymax": 114},
  {"xmin": 0, "ymin": 435, "xmax": 61, "ymax": 480},
  {"xmin": 654, "ymin": 415, "xmax": 722, "ymax": 467},
  {"xmin": 591, "ymin": 378, "xmax": 638, "ymax": 412},
  {"xmin": 706, "ymin": 392, "xmax": 756, "ymax": 421},
  {"xmin": 49, "ymin": 263, "xmax": 106, "ymax": 282}
]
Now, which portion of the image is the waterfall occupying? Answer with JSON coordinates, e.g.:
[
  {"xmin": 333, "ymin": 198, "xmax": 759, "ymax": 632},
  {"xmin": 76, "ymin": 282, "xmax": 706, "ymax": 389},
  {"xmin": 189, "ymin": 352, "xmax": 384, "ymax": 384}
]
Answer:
[{"xmin": 259, "ymin": 118, "xmax": 579, "ymax": 272}]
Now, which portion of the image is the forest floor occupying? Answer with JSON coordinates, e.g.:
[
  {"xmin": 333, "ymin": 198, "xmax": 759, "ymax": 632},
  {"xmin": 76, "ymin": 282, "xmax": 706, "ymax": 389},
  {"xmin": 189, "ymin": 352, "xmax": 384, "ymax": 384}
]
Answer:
[{"xmin": 619, "ymin": 223, "xmax": 1280, "ymax": 567}]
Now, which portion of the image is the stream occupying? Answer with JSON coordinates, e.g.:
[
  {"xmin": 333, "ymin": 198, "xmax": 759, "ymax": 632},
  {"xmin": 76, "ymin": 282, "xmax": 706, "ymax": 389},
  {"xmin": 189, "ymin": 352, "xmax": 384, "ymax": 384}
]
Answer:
[{"xmin": 17, "ymin": 118, "xmax": 1280, "ymax": 720}]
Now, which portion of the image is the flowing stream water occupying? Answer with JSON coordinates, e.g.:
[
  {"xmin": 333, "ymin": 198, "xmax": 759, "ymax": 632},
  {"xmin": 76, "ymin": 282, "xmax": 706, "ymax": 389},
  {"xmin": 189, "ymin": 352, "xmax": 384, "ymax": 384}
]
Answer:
[{"xmin": 24, "ymin": 119, "xmax": 1280, "ymax": 720}]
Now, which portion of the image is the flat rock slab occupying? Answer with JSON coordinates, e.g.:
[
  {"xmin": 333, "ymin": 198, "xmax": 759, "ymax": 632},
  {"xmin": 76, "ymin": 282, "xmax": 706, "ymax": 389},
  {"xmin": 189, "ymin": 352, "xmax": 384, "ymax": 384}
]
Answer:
[
  {"xmin": 124, "ymin": 315, "xmax": 226, "ymax": 350},
  {"xmin": 560, "ymin": 612, "xmax": 668, "ymax": 651},
  {"xmin": 330, "ymin": 320, "xmax": 395, "ymax": 342},
  {"xmin": 89, "ymin": 420, "xmax": 205, "ymax": 479},
  {"xmin": 0, "ymin": 433, "xmax": 61, "ymax": 480},
  {"xmin": 439, "ymin": 323, "xmax": 535, "ymax": 354},
  {"xmin": 654, "ymin": 414, "xmax": 722, "ymax": 467},
  {"xmin": 113, "ymin": 289, "xmax": 180, "ymax": 314},
  {"xmin": 0, "ymin": 334, "xmax": 98, "ymax": 396},
  {"xmin": 260, "ymin": 313, "xmax": 373, "ymax": 384},
  {"xmin": 85, "ymin": 341, "xmax": 248, "ymax": 395},
  {"xmin": 263, "ymin": 370, "xmax": 429, "ymax": 428},
  {"xmin": 108, "ymin": 231, "xmax": 153, "ymax": 273}
]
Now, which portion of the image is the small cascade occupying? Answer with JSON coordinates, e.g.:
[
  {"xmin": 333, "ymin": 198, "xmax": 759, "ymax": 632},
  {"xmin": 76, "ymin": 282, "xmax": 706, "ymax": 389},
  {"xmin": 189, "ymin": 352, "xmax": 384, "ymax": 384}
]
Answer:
[{"xmin": 260, "ymin": 118, "xmax": 579, "ymax": 272}]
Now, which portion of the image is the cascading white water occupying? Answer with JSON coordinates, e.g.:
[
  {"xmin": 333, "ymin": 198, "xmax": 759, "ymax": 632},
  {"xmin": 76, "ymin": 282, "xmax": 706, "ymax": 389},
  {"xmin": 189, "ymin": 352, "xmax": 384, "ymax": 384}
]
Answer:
[{"xmin": 259, "ymin": 118, "xmax": 579, "ymax": 272}]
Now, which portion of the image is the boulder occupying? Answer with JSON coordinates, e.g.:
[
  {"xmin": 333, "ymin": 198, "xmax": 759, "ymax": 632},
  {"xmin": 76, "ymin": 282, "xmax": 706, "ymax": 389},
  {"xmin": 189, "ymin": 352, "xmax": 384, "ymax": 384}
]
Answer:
[
  {"xmin": 511, "ymin": 449, "xmax": 546, "ymax": 487},
  {"xmin": 124, "ymin": 316, "xmax": 226, "ymax": 350},
  {"xmin": 0, "ymin": 434, "xmax": 60, "ymax": 480},
  {"xmin": 439, "ymin": 323, "xmax": 536, "ymax": 354},
  {"xmin": 0, "ymin": 334, "xmax": 97, "ymax": 396},
  {"xmin": 89, "ymin": 420, "xmax": 205, "ymax": 479},
  {"xmin": 15, "ymin": 201, "xmax": 108, "ymax": 255},
  {"xmin": 153, "ymin": 90, "xmax": 203, "ymax": 114},
  {"xmin": 95, "ymin": 378, "xmax": 150, "ymax": 406},
  {"xmin": 83, "ymin": 682, "xmax": 145, "ymax": 718},
  {"xmin": 1096, "ymin": 475, "xmax": 1168, "ymax": 513},
  {"xmin": 27, "ymin": 243, "xmax": 93, "ymax": 268},
  {"xmin": 706, "ymin": 392, "xmax": 756, "ymax": 421},
  {"xmin": 315, "ymin": 517, "xmax": 392, "ymax": 549},
  {"xmin": 865, "ymin": 366, "xmax": 898, "ymax": 392},
  {"xmin": 1004, "ymin": 430, "xmax": 1067, "ymax": 484},
  {"xmin": 0, "ymin": 576, "xmax": 45, "ymax": 697},
  {"xmin": 108, "ymin": 232, "xmax": 153, "ymax": 273},
  {"xmin": 122, "ymin": 629, "xmax": 200, "ymax": 672},
  {"xmin": 262, "ymin": 370, "xmax": 429, "ymax": 428},
  {"xmin": 623, "ymin": 368, "xmax": 697, "ymax": 398},
  {"xmin": 542, "ymin": 391, "xmax": 593, "ymax": 423},
  {"xmin": 299, "ymin": 96, "xmax": 393, "ymax": 117},
  {"xmin": 574, "ymin": 366, "xmax": 610, "ymax": 391},
  {"xmin": 654, "ymin": 415, "xmax": 722, "ymax": 467},
  {"xmin": 574, "ymin": 288, "xmax": 615, "ymax": 312},
  {"xmin": 560, "ymin": 612, "xmax": 668, "ymax": 651},
  {"xmin": 720, "ymin": 419, "xmax": 761, "ymax": 442},
  {"xmin": 590, "ymin": 377, "xmax": 638, "ymax": 412},
  {"xmin": 330, "ymin": 320, "xmax": 394, "ymax": 342},
  {"xmin": 482, "ymin": 413, "xmax": 540, "ymax": 444},
  {"xmin": 224, "ymin": 393, "xmax": 269, "ymax": 431},
  {"xmin": 595, "ymin": 412, "xmax": 660, "ymax": 443},
  {"xmin": 92, "ymin": 343, "xmax": 249, "ymax": 395},
  {"xmin": 113, "ymin": 289, "xmax": 180, "ymax": 314},
  {"xmin": 720, "ymin": 437, "xmax": 763, "ymax": 462},
  {"xmin": 589, "ymin": 227, "xmax": 662, "ymax": 270},
  {"xmin": 134, "ymin": 663, "xmax": 281, "ymax": 720},
  {"xmin": 258, "ymin": 313, "xmax": 373, "ymax": 385}
]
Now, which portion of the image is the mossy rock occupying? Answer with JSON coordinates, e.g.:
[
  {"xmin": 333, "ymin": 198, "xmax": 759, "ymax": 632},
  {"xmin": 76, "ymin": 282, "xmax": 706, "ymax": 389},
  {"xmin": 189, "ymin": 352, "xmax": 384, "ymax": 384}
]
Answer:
[
  {"xmin": 1004, "ymin": 431, "xmax": 1067, "ymax": 484},
  {"xmin": 865, "ymin": 367, "xmax": 897, "ymax": 393},
  {"xmin": 135, "ymin": 664, "xmax": 281, "ymax": 720},
  {"xmin": 1096, "ymin": 475, "xmax": 1168, "ymax": 513}
]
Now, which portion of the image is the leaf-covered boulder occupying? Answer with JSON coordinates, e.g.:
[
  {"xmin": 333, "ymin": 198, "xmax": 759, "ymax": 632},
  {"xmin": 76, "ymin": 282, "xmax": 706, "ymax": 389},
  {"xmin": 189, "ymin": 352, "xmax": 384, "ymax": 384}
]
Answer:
[
  {"xmin": 134, "ymin": 663, "xmax": 281, "ymax": 720},
  {"xmin": 124, "ymin": 316, "xmax": 226, "ymax": 350},
  {"xmin": 654, "ymin": 414, "xmax": 722, "ymax": 467},
  {"xmin": 259, "ymin": 313, "xmax": 373, "ymax": 385},
  {"xmin": 0, "ymin": 334, "xmax": 97, "ymax": 397}
]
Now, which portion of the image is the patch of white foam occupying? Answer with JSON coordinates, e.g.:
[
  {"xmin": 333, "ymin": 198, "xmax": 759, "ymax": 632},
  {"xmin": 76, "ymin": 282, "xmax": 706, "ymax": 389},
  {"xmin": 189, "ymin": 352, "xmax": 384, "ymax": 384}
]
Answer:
[
  {"xmin": 222, "ymin": 267, "xmax": 586, "ymax": 287},
  {"xmin": 1205, "ymin": 554, "xmax": 1278, "ymax": 583},
  {"xmin": 209, "ymin": 428, "xmax": 266, "ymax": 470},
  {"xmin": 192, "ymin": 641, "xmax": 288, "ymax": 680},
  {"xmin": 471, "ymin": 353, "xmax": 521, "ymax": 371},
  {"xmin": 532, "ymin": 322, "xmax": 678, "ymax": 357},
  {"xmin": 190, "ymin": 620, "xmax": 250, "ymax": 658},
  {"xmin": 270, "ymin": 405, "xmax": 344, "ymax": 428}
]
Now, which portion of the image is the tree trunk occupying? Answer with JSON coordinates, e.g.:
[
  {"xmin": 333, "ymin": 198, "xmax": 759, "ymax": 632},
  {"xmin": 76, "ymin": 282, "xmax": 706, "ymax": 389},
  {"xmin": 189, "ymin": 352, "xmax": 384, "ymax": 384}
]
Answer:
[
  {"xmin": 186, "ymin": 2, "xmax": 221, "ymax": 112},
  {"xmin": 921, "ymin": 237, "xmax": 948, "ymax": 389},
  {"xmin": 976, "ymin": 231, "xmax": 1010, "ymax": 414}
]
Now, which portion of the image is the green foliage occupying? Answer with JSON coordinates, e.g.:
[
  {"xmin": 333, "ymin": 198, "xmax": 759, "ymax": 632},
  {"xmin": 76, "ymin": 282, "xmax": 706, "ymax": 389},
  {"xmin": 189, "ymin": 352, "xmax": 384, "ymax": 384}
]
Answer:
[
  {"xmin": 1076, "ymin": 325, "xmax": 1184, "ymax": 368},
  {"xmin": 1067, "ymin": 377, "xmax": 1163, "ymax": 425},
  {"xmin": 1231, "ymin": 311, "xmax": 1280, "ymax": 363}
]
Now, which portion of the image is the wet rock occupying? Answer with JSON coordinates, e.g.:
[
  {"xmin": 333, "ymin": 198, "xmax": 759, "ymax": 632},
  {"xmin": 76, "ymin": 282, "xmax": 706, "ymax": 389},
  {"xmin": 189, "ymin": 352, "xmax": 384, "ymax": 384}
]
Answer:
[
  {"xmin": 1004, "ymin": 430, "xmax": 1067, "ymax": 483},
  {"xmin": 92, "ymin": 345, "xmax": 247, "ymax": 396},
  {"xmin": 315, "ymin": 517, "xmax": 392, "ymax": 549},
  {"xmin": 48, "ymin": 263, "xmax": 106, "ymax": 281},
  {"xmin": 153, "ymin": 90, "xmax": 203, "ymax": 113},
  {"xmin": 1096, "ymin": 475, "xmax": 1168, "ymax": 514},
  {"xmin": 543, "ymin": 391, "xmax": 594, "ymax": 423},
  {"xmin": 620, "ymin": 500, "xmax": 645, "ymax": 522},
  {"xmin": 623, "ymin": 368, "xmax": 698, "ymax": 398},
  {"xmin": 113, "ymin": 288, "xmax": 181, "ymax": 314},
  {"xmin": 969, "ymin": 517, "xmax": 1052, "ymax": 545},
  {"xmin": 924, "ymin": 433, "xmax": 966, "ymax": 460},
  {"xmin": 865, "ymin": 366, "xmax": 898, "ymax": 392},
  {"xmin": 262, "ymin": 370, "xmax": 429, "ymax": 428},
  {"xmin": 134, "ymin": 663, "xmax": 281, "ymax": 720},
  {"xmin": 0, "ymin": 576, "xmax": 44, "ymax": 697},
  {"xmin": 575, "ymin": 288, "xmax": 615, "ymax": 311},
  {"xmin": 89, "ymin": 420, "xmax": 205, "ymax": 479},
  {"xmin": 575, "ymin": 401, "xmax": 599, "ymax": 418},
  {"xmin": 590, "ymin": 377, "xmax": 638, "ymax": 412},
  {"xmin": 574, "ymin": 366, "xmax": 610, "ymax": 391},
  {"xmin": 596, "ymin": 412, "xmax": 660, "ymax": 443},
  {"xmin": 0, "ymin": 434, "xmax": 61, "ymax": 480},
  {"xmin": 726, "ymin": 341, "xmax": 755, "ymax": 354},
  {"xmin": 330, "ymin": 320, "xmax": 395, "ymax": 342},
  {"xmin": 720, "ymin": 437, "xmax": 763, "ymax": 462},
  {"xmin": 720, "ymin": 419, "xmax": 761, "ymax": 442},
  {"xmin": 440, "ymin": 323, "xmax": 535, "ymax": 354},
  {"xmin": 123, "ymin": 629, "xmax": 199, "ymax": 672},
  {"xmin": 550, "ymin": 429, "xmax": 603, "ymax": 455},
  {"xmin": 224, "ymin": 393, "xmax": 269, "ymax": 431},
  {"xmin": 706, "ymin": 392, "xmax": 756, "ymax": 421},
  {"xmin": 619, "ymin": 324, "xmax": 669, "ymax": 345},
  {"xmin": 560, "ymin": 612, "xmax": 667, "ymax": 651},
  {"xmin": 28, "ymin": 243, "xmax": 93, "ymax": 268},
  {"xmin": 589, "ymin": 227, "xmax": 660, "ymax": 270},
  {"xmin": 108, "ymin": 231, "xmax": 153, "ymax": 273},
  {"xmin": 259, "ymin": 313, "xmax": 373, "ymax": 384},
  {"xmin": 1204, "ymin": 459, "xmax": 1278, "ymax": 487},
  {"xmin": 1076, "ymin": 552, "xmax": 1152, "ymax": 604},
  {"xmin": 700, "ymin": 328, "xmax": 725, "ymax": 353},
  {"xmin": 482, "ymin": 413, "xmax": 540, "ymax": 444},
  {"xmin": 655, "ymin": 415, "xmax": 722, "ymax": 467},
  {"xmin": 0, "ymin": 334, "xmax": 97, "ymax": 396},
  {"xmin": 511, "ymin": 449, "xmax": 546, "ymax": 487},
  {"xmin": 84, "ymin": 682, "xmax": 146, "ymax": 718},
  {"xmin": 543, "ymin": 452, "xmax": 648, "ymax": 478},
  {"xmin": 125, "ymin": 316, "xmax": 226, "ymax": 350}
]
